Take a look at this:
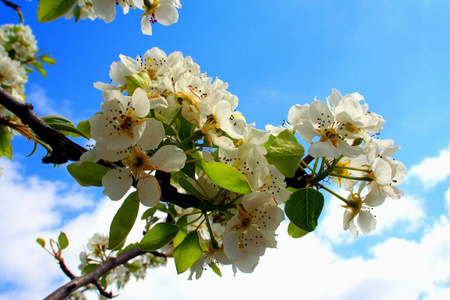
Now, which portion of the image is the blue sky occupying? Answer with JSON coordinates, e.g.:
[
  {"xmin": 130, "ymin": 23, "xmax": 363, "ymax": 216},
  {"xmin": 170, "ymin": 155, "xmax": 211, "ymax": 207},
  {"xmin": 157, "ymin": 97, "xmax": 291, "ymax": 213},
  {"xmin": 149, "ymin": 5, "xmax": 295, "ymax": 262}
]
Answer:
[{"xmin": 1, "ymin": 1, "xmax": 450, "ymax": 299}]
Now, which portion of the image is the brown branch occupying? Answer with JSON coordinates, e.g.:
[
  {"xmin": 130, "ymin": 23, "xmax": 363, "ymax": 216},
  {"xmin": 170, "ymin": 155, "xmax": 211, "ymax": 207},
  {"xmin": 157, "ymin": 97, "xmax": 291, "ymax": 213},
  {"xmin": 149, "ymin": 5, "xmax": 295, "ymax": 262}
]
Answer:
[
  {"xmin": 0, "ymin": 88, "xmax": 87, "ymax": 164},
  {"xmin": 44, "ymin": 247, "xmax": 159, "ymax": 300},
  {"xmin": 58, "ymin": 258, "xmax": 76, "ymax": 280},
  {"xmin": 1, "ymin": 0, "xmax": 19, "ymax": 11},
  {"xmin": 285, "ymin": 154, "xmax": 314, "ymax": 189},
  {"xmin": 156, "ymin": 170, "xmax": 200, "ymax": 209},
  {"xmin": 1, "ymin": 0, "xmax": 23, "ymax": 22}
]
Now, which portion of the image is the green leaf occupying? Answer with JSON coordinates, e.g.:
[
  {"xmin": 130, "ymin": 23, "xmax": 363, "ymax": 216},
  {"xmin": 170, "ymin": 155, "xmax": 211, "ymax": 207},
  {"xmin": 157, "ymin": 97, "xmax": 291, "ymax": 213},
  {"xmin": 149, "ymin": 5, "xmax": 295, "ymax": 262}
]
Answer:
[
  {"xmin": 117, "ymin": 243, "xmax": 138, "ymax": 256},
  {"xmin": 139, "ymin": 223, "xmax": 179, "ymax": 251},
  {"xmin": 263, "ymin": 134, "xmax": 277, "ymax": 151},
  {"xmin": 83, "ymin": 263, "xmax": 100, "ymax": 274},
  {"xmin": 181, "ymin": 157, "xmax": 196, "ymax": 179},
  {"xmin": 285, "ymin": 188, "xmax": 324, "ymax": 232},
  {"xmin": 287, "ymin": 222, "xmax": 309, "ymax": 238},
  {"xmin": 200, "ymin": 160, "xmax": 252, "ymax": 195},
  {"xmin": 210, "ymin": 262, "xmax": 222, "ymax": 277},
  {"xmin": 173, "ymin": 231, "xmax": 203, "ymax": 274},
  {"xmin": 72, "ymin": 5, "xmax": 81, "ymax": 22},
  {"xmin": 265, "ymin": 129, "xmax": 304, "ymax": 177},
  {"xmin": 178, "ymin": 177, "xmax": 204, "ymax": 198},
  {"xmin": 58, "ymin": 232, "xmax": 69, "ymax": 250},
  {"xmin": 47, "ymin": 122, "xmax": 89, "ymax": 138},
  {"xmin": 37, "ymin": 0, "xmax": 77, "ymax": 22},
  {"xmin": 36, "ymin": 238, "xmax": 46, "ymax": 248},
  {"xmin": 141, "ymin": 207, "xmax": 157, "ymax": 220},
  {"xmin": 125, "ymin": 72, "xmax": 151, "ymax": 95},
  {"xmin": 173, "ymin": 216, "xmax": 187, "ymax": 248},
  {"xmin": 42, "ymin": 115, "xmax": 89, "ymax": 139},
  {"xmin": 0, "ymin": 127, "xmax": 13, "ymax": 159},
  {"xmin": 124, "ymin": 262, "xmax": 141, "ymax": 272},
  {"xmin": 34, "ymin": 66, "xmax": 47, "ymax": 78},
  {"xmin": 76, "ymin": 120, "xmax": 91, "ymax": 139},
  {"xmin": 67, "ymin": 162, "xmax": 110, "ymax": 187},
  {"xmin": 108, "ymin": 192, "xmax": 140, "ymax": 249},
  {"xmin": 39, "ymin": 55, "xmax": 57, "ymax": 65}
]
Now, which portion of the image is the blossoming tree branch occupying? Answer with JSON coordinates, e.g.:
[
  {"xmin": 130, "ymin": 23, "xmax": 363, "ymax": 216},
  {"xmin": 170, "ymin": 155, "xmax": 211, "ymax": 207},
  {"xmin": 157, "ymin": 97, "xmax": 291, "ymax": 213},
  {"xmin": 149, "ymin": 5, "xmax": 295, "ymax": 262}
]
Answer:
[{"xmin": 0, "ymin": 0, "xmax": 407, "ymax": 299}]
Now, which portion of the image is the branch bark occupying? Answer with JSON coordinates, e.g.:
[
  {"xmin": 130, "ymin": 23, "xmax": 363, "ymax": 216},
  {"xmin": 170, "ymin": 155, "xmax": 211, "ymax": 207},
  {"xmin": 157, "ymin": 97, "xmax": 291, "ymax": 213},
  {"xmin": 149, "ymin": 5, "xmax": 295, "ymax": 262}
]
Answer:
[
  {"xmin": 44, "ymin": 247, "xmax": 149, "ymax": 300},
  {"xmin": 1, "ymin": 0, "xmax": 24, "ymax": 22},
  {"xmin": 0, "ymin": 88, "xmax": 87, "ymax": 164}
]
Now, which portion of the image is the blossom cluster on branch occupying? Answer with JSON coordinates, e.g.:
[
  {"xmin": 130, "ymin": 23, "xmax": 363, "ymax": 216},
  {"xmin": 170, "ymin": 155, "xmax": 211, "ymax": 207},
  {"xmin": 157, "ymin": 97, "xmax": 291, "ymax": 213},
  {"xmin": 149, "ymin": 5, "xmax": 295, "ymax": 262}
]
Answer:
[
  {"xmin": 0, "ymin": 23, "xmax": 55, "ymax": 158},
  {"xmin": 0, "ymin": 1, "xmax": 409, "ymax": 298},
  {"xmin": 64, "ymin": 0, "xmax": 182, "ymax": 35},
  {"xmin": 65, "ymin": 47, "xmax": 407, "ymax": 281}
]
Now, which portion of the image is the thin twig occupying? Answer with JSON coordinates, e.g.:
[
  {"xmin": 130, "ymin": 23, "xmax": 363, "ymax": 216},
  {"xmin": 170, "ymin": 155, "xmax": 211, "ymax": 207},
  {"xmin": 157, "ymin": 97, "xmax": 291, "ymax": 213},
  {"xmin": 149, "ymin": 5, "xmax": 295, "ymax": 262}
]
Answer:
[
  {"xmin": 1, "ymin": 0, "xmax": 24, "ymax": 22},
  {"xmin": 58, "ymin": 258, "xmax": 76, "ymax": 280},
  {"xmin": 44, "ymin": 247, "xmax": 165, "ymax": 300}
]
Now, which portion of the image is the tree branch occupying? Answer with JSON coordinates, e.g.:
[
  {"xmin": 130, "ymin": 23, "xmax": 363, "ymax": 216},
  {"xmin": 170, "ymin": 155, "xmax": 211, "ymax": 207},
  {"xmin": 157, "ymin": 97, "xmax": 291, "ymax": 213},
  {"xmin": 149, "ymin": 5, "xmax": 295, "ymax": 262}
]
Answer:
[
  {"xmin": 44, "ymin": 247, "xmax": 158, "ymax": 300},
  {"xmin": 1, "ymin": 0, "xmax": 24, "ymax": 22},
  {"xmin": 0, "ymin": 88, "xmax": 87, "ymax": 164}
]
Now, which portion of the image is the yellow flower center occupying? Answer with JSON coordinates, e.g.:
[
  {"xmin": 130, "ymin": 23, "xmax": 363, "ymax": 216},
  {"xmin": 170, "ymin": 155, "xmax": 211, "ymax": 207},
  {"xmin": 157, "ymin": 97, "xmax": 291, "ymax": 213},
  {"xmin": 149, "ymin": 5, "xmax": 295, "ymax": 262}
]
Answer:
[{"xmin": 122, "ymin": 146, "xmax": 155, "ymax": 179}]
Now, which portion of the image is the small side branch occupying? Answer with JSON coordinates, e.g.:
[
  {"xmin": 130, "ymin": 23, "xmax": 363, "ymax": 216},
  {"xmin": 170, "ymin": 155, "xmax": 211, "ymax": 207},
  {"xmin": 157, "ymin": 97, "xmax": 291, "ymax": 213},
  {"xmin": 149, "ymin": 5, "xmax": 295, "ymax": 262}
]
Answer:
[
  {"xmin": 44, "ymin": 247, "xmax": 153, "ymax": 300},
  {"xmin": 0, "ymin": 88, "xmax": 86, "ymax": 164},
  {"xmin": 1, "ymin": 0, "xmax": 23, "ymax": 22}
]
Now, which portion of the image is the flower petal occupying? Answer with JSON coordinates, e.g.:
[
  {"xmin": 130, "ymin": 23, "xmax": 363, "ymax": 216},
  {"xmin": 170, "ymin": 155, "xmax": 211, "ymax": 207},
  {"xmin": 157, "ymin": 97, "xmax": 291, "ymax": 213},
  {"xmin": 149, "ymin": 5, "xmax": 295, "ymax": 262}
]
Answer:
[
  {"xmin": 137, "ymin": 176, "xmax": 161, "ymax": 207},
  {"xmin": 102, "ymin": 168, "xmax": 133, "ymax": 200},
  {"xmin": 155, "ymin": 4, "xmax": 179, "ymax": 26},
  {"xmin": 149, "ymin": 145, "xmax": 186, "ymax": 172},
  {"xmin": 357, "ymin": 210, "xmax": 377, "ymax": 234}
]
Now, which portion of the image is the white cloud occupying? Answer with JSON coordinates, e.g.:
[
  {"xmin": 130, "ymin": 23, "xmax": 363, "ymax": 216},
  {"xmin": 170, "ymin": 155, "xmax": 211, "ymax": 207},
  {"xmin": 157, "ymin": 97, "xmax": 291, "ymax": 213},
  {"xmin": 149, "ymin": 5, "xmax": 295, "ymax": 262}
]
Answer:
[
  {"xmin": 408, "ymin": 144, "xmax": 450, "ymax": 190},
  {"xmin": 26, "ymin": 84, "xmax": 83, "ymax": 122},
  {"xmin": 27, "ymin": 84, "xmax": 58, "ymax": 116},
  {"xmin": 446, "ymin": 188, "xmax": 450, "ymax": 214},
  {"xmin": 317, "ymin": 189, "xmax": 425, "ymax": 245},
  {"xmin": 0, "ymin": 158, "xmax": 95, "ymax": 300},
  {"xmin": 0, "ymin": 158, "xmax": 449, "ymax": 300}
]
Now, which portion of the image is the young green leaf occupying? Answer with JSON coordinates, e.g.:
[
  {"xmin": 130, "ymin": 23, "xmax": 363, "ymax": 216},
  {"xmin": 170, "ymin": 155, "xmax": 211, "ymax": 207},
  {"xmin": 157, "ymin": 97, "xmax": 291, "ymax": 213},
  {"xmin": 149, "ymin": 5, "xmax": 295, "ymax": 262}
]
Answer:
[
  {"xmin": 210, "ymin": 262, "xmax": 222, "ymax": 277},
  {"xmin": 83, "ymin": 263, "xmax": 100, "ymax": 274},
  {"xmin": 39, "ymin": 55, "xmax": 57, "ymax": 65},
  {"xmin": 72, "ymin": 5, "xmax": 81, "ymax": 22},
  {"xmin": 124, "ymin": 262, "xmax": 141, "ymax": 273},
  {"xmin": 67, "ymin": 162, "xmax": 110, "ymax": 187},
  {"xmin": 173, "ymin": 231, "xmax": 203, "ymax": 274},
  {"xmin": 58, "ymin": 232, "xmax": 69, "ymax": 250},
  {"xmin": 285, "ymin": 188, "xmax": 324, "ymax": 232},
  {"xmin": 36, "ymin": 238, "xmax": 46, "ymax": 248},
  {"xmin": 37, "ymin": 0, "xmax": 77, "ymax": 23},
  {"xmin": 287, "ymin": 221, "xmax": 309, "ymax": 238},
  {"xmin": 76, "ymin": 120, "xmax": 91, "ymax": 139},
  {"xmin": 0, "ymin": 127, "xmax": 13, "ymax": 159},
  {"xmin": 265, "ymin": 129, "xmax": 304, "ymax": 177},
  {"xmin": 200, "ymin": 160, "xmax": 252, "ymax": 195},
  {"xmin": 108, "ymin": 192, "xmax": 140, "ymax": 249},
  {"xmin": 42, "ymin": 115, "xmax": 89, "ymax": 139},
  {"xmin": 139, "ymin": 223, "xmax": 179, "ymax": 251}
]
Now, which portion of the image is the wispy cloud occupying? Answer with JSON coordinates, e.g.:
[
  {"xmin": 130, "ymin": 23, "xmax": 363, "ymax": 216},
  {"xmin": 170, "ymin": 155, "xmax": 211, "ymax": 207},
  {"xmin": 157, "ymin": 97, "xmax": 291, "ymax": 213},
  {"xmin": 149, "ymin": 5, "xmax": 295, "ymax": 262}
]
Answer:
[{"xmin": 408, "ymin": 144, "xmax": 450, "ymax": 190}]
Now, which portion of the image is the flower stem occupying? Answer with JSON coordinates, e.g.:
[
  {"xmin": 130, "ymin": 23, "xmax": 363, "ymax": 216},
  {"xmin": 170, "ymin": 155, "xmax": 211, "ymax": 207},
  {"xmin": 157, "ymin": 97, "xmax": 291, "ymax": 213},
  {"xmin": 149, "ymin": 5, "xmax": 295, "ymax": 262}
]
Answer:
[
  {"xmin": 329, "ymin": 173, "xmax": 373, "ymax": 182},
  {"xmin": 317, "ymin": 183, "xmax": 349, "ymax": 203}
]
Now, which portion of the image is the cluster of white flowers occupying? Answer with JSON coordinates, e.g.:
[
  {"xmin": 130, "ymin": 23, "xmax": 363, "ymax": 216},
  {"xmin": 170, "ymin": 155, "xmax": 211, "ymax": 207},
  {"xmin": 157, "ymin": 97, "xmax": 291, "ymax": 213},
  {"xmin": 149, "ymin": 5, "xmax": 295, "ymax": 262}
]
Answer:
[
  {"xmin": 0, "ymin": 24, "xmax": 37, "ymax": 102},
  {"xmin": 287, "ymin": 89, "xmax": 406, "ymax": 237},
  {"xmin": 84, "ymin": 48, "xmax": 406, "ymax": 278},
  {"xmin": 65, "ymin": 0, "xmax": 182, "ymax": 35},
  {"xmin": 83, "ymin": 47, "xmax": 292, "ymax": 276}
]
